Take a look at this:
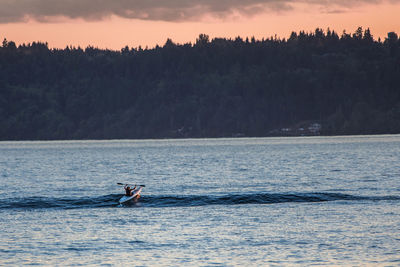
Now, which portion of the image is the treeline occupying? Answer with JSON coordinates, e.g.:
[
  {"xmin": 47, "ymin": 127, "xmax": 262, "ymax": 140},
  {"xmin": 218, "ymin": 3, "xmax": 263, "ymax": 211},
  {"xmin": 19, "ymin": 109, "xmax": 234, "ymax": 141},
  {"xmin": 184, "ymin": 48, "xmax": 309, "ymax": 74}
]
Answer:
[{"xmin": 0, "ymin": 27, "xmax": 400, "ymax": 140}]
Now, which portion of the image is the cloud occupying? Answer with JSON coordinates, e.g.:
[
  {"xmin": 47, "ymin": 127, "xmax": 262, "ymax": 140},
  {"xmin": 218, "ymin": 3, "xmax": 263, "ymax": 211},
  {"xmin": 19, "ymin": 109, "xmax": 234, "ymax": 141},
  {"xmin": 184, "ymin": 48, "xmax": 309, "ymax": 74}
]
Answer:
[{"xmin": 0, "ymin": 0, "xmax": 393, "ymax": 23}]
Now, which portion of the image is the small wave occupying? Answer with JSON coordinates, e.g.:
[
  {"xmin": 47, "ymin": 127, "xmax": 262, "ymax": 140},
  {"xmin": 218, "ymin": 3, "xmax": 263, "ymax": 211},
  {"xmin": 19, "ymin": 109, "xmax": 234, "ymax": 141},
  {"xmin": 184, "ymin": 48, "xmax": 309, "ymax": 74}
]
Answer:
[
  {"xmin": 140, "ymin": 192, "xmax": 400, "ymax": 207},
  {"xmin": 0, "ymin": 194, "xmax": 120, "ymax": 210},
  {"xmin": 1, "ymin": 192, "xmax": 399, "ymax": 210}
]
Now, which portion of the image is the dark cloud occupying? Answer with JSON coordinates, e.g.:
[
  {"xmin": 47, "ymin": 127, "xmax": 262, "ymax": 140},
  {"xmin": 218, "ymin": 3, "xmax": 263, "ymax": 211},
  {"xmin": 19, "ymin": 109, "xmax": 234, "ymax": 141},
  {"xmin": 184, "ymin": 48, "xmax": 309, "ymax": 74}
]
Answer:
[{"xmin": 0, "ymin": 0, "xmax": 393, "ymax": 23}]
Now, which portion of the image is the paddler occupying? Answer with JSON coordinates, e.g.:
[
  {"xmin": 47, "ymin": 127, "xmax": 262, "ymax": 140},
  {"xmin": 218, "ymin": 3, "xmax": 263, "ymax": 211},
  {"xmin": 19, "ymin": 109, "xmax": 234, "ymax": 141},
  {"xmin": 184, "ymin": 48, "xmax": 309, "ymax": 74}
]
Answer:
[{"xmin": 124, "ymin": 184, "xmax": 137, "ymax": 196}]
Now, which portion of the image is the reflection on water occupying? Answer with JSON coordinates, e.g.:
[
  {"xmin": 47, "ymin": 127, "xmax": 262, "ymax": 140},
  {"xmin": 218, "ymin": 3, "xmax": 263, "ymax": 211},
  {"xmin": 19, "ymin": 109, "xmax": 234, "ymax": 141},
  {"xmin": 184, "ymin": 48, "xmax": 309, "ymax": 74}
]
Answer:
[{"xmin": 1, "ymin": 135, "xmax": 400, "ymax": 265}]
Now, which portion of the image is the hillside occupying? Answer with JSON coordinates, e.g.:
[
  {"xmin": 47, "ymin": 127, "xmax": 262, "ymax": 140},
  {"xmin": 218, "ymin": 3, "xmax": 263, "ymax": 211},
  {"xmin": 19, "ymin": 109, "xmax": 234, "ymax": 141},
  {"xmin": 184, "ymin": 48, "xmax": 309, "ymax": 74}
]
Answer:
[{"xmin": 0, "ymin": 28, "xmax": 399, "ymax": 140}]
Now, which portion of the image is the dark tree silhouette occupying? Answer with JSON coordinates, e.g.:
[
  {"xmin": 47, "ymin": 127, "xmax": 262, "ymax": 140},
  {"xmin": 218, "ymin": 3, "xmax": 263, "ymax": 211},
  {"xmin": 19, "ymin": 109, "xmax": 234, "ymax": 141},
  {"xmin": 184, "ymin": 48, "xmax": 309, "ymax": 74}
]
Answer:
[{"xmin": 0, "ymin": 28, "xmax": 399, "ymax": 140}]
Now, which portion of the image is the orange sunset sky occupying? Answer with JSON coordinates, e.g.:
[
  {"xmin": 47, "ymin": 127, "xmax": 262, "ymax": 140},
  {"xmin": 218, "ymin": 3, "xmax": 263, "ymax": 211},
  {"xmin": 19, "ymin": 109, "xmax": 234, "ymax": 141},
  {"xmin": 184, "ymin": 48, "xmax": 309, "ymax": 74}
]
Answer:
[{"xmin": 0, "ymin": 0, "xmax": 399, "ymax": 50}]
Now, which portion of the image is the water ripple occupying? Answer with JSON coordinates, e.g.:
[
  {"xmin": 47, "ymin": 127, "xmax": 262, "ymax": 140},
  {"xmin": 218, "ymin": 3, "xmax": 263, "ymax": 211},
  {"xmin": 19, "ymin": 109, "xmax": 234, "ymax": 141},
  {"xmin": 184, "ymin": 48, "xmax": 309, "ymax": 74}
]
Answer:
[{"xmin": 1, "ymin": 192, "xmax": 399, "ymax": 210}]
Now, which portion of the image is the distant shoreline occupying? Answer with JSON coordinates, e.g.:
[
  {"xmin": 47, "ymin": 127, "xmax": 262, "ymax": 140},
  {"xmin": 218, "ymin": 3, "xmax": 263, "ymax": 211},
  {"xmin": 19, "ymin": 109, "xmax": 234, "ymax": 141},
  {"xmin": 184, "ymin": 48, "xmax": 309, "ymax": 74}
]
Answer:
[
  {"xmin": 1, "ymin": 133, "xmax": 400, "ymax": 143},
  {"xmin": 1, "ymin": 29, "xmax": 399, "ymax": 141}
]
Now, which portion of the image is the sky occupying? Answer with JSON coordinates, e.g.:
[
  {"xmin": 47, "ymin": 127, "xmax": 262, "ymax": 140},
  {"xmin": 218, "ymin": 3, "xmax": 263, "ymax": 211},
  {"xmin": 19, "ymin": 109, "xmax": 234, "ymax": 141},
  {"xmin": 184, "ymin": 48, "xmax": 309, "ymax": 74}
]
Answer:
[{"xmin": 0, "ymin": 0, "xmax": 399, "ymax": 50}]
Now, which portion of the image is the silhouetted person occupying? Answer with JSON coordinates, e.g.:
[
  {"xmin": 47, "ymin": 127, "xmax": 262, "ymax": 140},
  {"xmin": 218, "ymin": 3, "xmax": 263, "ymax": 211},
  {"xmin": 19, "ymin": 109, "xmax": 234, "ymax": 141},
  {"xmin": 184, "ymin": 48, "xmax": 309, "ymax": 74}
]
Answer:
[{"xmin": 124, "ymin": 184, "xmax": 136, "ymax": 196}]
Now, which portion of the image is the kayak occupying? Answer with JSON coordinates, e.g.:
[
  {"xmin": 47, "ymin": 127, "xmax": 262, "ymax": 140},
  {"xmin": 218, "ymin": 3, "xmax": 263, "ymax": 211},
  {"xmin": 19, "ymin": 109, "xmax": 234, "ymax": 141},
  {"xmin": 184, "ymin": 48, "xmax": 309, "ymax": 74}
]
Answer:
[{"xmin": 119, "ymin": 187, "xmax": 143, "ymax": 204}]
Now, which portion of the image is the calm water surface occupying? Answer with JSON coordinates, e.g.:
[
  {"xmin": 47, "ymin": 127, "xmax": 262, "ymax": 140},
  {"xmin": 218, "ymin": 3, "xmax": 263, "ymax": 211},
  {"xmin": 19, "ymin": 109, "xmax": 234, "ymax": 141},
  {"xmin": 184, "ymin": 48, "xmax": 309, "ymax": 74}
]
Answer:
[{"xmin": 1, "ymin": 135, "xmax": 400, "ymax": 266}]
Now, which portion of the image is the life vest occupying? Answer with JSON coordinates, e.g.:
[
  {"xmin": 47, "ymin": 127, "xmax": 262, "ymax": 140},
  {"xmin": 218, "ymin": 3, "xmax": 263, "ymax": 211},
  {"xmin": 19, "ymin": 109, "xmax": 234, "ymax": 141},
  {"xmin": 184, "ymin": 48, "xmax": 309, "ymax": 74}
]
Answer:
[{"xmin": 125, "ymin": 188, "xmax": 131, "ymax": 196}]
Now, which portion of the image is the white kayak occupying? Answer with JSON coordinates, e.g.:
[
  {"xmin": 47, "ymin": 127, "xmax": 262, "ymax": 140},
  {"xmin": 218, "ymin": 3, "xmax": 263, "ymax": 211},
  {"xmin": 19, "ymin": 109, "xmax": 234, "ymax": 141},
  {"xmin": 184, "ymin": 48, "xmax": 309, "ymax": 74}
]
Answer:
[{"xmin": 119, "ymin": 187, "xmax": 143, "ymax": 204}]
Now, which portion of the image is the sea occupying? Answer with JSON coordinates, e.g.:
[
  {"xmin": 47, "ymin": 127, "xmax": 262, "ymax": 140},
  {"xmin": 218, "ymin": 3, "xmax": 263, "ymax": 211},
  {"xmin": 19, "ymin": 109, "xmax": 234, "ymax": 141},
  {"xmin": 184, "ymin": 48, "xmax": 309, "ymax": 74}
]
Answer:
[{"xmin": 1, "ymin": 135, "xmax": 400, "ymax": 266}]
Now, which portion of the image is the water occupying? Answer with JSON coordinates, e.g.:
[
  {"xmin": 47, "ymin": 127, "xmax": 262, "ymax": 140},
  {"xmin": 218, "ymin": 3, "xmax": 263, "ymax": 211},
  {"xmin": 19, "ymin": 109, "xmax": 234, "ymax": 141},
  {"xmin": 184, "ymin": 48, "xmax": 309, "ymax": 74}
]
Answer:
[{"xmin": 1, "ymin": 135, "xmax": 400, "ymax": 266}]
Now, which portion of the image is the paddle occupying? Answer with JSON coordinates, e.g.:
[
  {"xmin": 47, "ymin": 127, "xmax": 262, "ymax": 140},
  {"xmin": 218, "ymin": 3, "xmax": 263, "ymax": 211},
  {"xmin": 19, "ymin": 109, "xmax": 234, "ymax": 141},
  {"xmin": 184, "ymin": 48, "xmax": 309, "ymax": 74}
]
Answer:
[{"xmin": 117, "ymin": 183, "xmax": 146, "ymax": 187}]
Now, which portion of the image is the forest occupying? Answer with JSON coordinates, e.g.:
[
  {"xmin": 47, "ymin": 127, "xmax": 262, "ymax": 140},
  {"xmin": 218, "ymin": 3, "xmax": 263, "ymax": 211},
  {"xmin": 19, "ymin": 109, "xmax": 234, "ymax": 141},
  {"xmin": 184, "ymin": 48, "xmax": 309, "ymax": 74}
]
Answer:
[{"xmin": 0, "ymin": 27, "xmax": 399, "ymax": 140}]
